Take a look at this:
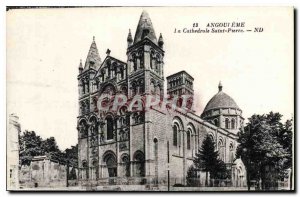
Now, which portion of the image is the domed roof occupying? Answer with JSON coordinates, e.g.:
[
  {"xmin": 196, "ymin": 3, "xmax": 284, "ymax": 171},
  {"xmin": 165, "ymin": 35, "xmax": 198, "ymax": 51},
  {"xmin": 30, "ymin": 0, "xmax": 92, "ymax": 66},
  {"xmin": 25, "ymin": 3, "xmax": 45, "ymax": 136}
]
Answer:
[{"xmin": 203, "ymin": 82, "xmax": 240, "ymax": 113}]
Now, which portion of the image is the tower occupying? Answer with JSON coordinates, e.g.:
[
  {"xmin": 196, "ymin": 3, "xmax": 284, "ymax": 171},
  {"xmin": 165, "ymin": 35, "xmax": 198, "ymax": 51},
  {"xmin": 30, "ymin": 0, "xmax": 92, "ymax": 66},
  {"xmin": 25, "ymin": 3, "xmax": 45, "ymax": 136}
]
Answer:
[
  {"xmin": 77, "ymin": 37, "xmax": 102, "ymax": 181},
  {"xmin": 126, "ymin": 11, "xmax": 165, "ymax": 99},
  {"xmin": 166, "ymin": 71, "xmax": 194, "ymax": 110}
]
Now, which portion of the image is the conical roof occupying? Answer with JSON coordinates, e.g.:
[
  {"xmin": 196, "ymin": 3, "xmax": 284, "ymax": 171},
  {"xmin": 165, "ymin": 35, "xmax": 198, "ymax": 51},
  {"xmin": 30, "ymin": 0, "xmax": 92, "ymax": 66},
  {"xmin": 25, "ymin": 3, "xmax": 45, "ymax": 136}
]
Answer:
[
  {"xmin": 133, "ymin": 10, "xmax": 157, "ymax": 44},
  {"xmin": 83, "ymin": 37, "xmax": 101, "ymax": 71}
]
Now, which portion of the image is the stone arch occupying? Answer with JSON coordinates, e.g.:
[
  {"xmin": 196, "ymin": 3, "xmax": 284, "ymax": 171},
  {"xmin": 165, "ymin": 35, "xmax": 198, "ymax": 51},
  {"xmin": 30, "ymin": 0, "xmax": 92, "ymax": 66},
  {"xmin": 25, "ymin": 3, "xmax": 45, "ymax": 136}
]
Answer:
[
  {"xmin": 89, "ymin": 115, "xmax": 98, "ymax": 136},
  {"xmin": 133, "ymin": 150, "xmax": 145, "ymax": 177},
  {"xmin": 214, "ymin": 118, "xmax": 219, "ymax": 127},
  {"xmin": 81, "ymin": 160, "xmax": 88, "ymax": 180},
  {"xmin": 119, "ymin": 65, "xmax": 125, "ymax": 79},
  {"xmin": 232, "ymin": 158, "xmax": 246, "ymax": 187},
  {"xmin": 102, "ymin": 151, "xmax": 117, "ymax": 178},
  {"xmin": 150, "ymin": 79, "xmax": 156, "ymax": 94},
  {"xmin": 155, "ymin": 82, "xmax": 161, "ymax": 95},
  {"xmin": 173, "ymin": 116, "xmax": 184, "ymax": 130},
  {"xmin": 150, "ymin": 50, "xmax": 155, "ymax": 69},
  {"xmin": 208, "ymin": 132, "xmax": 215, "ymax": 140},
  {"xmin": 132, "ymin": 53, "xmax": 138, "ymax": 71},
  {"xmin": 173, "ymin": 116, "xmax": 184, "ymax": 147},
  {"xmin": 138, "ymin": 50, "xmax": 144, "ymax": 68},
  {"xmin": 78, "ymin": 119, "xmax": 88, "ymax": 138},
  {"xmin": 120, "ymin": 86, "xmax": 127, "ymax": 95},
  {"xmin": 120, "ymin": 153, "xmax": 130, "ymax": 177},
  {"xmin": 187, "ymin": 123, "xmax": 196, "ymax": 151},
  {"xmin": 100, "ymin": 83, "xmax": 116, "ymax": 96},
  {"xmin": 131, "ymin": 80, "xmax": 137, "ymax": 96},
  {"xmin": 138, "ymin": 78, "xmax": 145, "ymax": 93},
  {"xmin": 118, "ymin": 105, "xmax": 128, "ymax": 116},
  {"xmin": 112, "ymin": 62, "xmax": 118, "ymax": 76},
  {"xmin": 218, "ymin": 136, "xmax": 225, "ymax": 161},
  {"xmin": 90, "ymin": 158, "xmax": 99, "ymax": 180}
]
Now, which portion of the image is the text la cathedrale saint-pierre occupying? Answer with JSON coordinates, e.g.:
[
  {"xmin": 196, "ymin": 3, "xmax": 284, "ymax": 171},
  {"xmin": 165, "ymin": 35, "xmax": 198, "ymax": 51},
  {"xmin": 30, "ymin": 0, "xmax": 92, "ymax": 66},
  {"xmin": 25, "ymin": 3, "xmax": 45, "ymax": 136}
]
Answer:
[{"xmin": 174, "ymin": 22, "xmax": 246, "ymax": 33}]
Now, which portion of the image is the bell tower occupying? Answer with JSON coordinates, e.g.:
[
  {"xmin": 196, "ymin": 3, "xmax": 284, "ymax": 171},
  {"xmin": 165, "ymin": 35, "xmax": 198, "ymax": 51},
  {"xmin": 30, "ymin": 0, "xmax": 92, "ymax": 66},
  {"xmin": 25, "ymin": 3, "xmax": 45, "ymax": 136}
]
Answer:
[{"xmin": 127, "ymin": 11, "xmax": 165, "ymax": 99}]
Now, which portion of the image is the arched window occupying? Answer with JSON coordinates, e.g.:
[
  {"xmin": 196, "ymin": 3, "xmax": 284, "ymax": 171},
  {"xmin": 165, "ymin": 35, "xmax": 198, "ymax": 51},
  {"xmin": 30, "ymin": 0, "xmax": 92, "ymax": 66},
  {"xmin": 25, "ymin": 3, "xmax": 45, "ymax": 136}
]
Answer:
[
  {"xmin": 138, "ymin": 79, "xmax": 144, "ymax": 94},
  {"xmin": 218, "ymin": 139, "xmax": 224, "ymax": 162},
  {"xmin": 121, "ymin": 154, "xmax": 130, "ymax": 177},
  {"xmin": 81, "ymin": 160, "xmax": 88, "ymax": 179},
  {"xmin": 134, "ymin": 151, "xmax": 145, "ymax": 177},
  {"xmin": 214, "ymin": 119, "xmax": 219, "ymax": 127},
  {"xmin": 120, "ymin": 67, "xmax": 124, "ymax": 79},
  {"xmin": 173, "ymin": 124, "xmax": 178, "ymax": 146},
  {"xmin": 178, "ymin": 130, "xmax": 182, "ymax": 146},
  {"xmin": 139, "ymin": 51, "xmax": 144, "ymax": 68},
  {"xmin": 156, "ymin": 84, "xmax": 161, "ymax": 95},
  {"xmin": 78, "ymin": 120, "xmax": 88, "ymax": 138},
  {"xmin": 91, "ymin": 159, "xmax": 99, "ymax": 180},
  {"xmin": 187, "ymin": 130, "xmax": 191, "ymax": 150},
  {"xmin": 106, "ymin": 117, "xmax": 114, "ymax": 140},
  {"xmin": 108, "ymin": 66, "xmax": 111, "ymax": 78},
  {"xmin": 132, "ymin": 54, "xmax": 137, "ymax": 71},
  {"xmin": 225, "ymin": 118, "xmax": 230, "ymax": 129},
  {"xmin": 104, "ymin": 153, "xmax": 117, "ymax": 178},
  {"xmin": 132, "ymin": 82, "xmax": 137, "ymax": 96},
  {"xmin": 150, "ymin": 51, "xmax": 155, "ymax": 69},
  {"xmin": 231, "ymin": 119, "xmax": 236, "ymax": 129},
  {"xmin": 150, "ymin": 81, "xmax": 155, "ymax": 94}
]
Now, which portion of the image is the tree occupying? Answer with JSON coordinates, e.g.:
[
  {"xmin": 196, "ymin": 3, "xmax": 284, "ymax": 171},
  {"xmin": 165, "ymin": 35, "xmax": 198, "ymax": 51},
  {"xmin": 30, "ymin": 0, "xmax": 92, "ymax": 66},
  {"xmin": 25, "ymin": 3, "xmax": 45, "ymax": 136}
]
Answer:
[
  {"xmin": 186, "ymin": 165, "xmax": 198, "ymax": 186},
  {"xmin": 19, "ymin": 130, "xmax": 43, "ymax": 165},
  {"xmin": 41, "ymin": 137, "xmax": 62, "ymax": 161},
  {"xmin": 194, "ymin": 135, "xmax": 225, "ymax": 186},
  {"xmin": 236, "ymin": 112, "xmax": 293, "ymax": 190},
  {"xmin": 64, "ymin": 144, "xmax": 78, "ymax": 180},
  {"xmin": 19, "ymin": 130, "xmax": 78, "ymax": 168},
  {"xmin": 64, "ymin": 144, "xmax": 78, "ymax": 167}
]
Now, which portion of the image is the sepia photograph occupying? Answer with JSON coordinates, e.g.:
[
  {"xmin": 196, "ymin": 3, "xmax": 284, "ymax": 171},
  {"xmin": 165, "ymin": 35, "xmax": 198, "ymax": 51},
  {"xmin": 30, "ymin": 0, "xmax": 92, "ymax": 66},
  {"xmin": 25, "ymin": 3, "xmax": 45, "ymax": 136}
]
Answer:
[{"xmin": 6, "ymin": 7, "xmax": 294, "ymax": 191}]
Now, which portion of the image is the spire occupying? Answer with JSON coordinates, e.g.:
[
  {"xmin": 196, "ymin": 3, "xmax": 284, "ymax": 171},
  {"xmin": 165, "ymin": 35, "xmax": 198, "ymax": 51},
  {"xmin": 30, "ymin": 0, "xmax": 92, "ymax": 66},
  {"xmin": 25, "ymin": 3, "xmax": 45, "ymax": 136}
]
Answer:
[
  {"xmin": 127, "ymin": 29, "xmax": 133, "ymax": 47},
  {"xmin": 218, "ymin": 81, "xmax": 223, "ymax": 92},
  {"xmin": 79, "ymin": 59, "xmax": 83, "ymax": 73},
  {"xmin": 133, "ymin": 10, "xmax": 157, "ymax": 44},
  {"xmin": 83, "ymin": 36, "xmax": 101, "ymax": 71},
  {"xmin": 158, "ymin": 33, "xmax": 164, "ymax": 48}
]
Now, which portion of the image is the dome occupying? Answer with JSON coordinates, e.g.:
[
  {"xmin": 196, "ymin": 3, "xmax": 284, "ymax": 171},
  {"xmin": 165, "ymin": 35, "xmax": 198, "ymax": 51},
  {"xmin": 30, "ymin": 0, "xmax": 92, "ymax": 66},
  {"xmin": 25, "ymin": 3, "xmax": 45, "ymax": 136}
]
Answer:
[{"xmin": 202, "ymin": 82, "xmax": 240, "ymax": 113}]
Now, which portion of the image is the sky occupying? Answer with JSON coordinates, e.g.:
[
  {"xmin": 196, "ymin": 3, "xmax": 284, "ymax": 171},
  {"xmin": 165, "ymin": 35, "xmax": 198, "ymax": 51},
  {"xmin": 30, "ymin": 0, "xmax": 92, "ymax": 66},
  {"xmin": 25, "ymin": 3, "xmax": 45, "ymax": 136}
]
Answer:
[{"xmin": 6, "ymin": 7, "xmax": 294, "ymax": 150}]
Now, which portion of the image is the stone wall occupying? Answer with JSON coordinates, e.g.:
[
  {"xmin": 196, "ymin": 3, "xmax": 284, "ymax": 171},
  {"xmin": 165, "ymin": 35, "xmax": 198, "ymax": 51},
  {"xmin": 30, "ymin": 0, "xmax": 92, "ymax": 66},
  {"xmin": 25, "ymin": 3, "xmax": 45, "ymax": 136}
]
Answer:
[{"xmin": 19, "ymin": 158, "xmax": 67, "ymax": 188}]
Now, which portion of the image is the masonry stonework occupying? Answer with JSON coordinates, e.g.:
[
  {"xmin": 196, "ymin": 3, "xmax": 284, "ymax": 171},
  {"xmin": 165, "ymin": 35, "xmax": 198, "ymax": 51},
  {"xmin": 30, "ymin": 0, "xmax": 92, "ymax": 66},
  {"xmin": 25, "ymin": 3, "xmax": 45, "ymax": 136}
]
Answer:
[{"xmin": 77, "ymin": 10, "xmax": 246, "ymax": 189}]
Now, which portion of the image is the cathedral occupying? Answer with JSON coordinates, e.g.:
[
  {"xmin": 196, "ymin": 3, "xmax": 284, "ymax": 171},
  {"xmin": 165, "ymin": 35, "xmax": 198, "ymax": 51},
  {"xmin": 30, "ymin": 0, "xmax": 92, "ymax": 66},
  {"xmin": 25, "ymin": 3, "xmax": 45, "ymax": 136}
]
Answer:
[{"xmin": 77, "ymin": 10, "xmax": 246, "ymax": 189}]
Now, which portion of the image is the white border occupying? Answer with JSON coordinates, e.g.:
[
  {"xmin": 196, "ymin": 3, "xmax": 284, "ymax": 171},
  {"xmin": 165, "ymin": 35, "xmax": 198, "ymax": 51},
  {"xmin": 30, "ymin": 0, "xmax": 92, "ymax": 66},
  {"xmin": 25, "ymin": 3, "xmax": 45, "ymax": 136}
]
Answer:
[{"xmin": 1, "ymin": 1, "xmax": 298, "ymax": 197}]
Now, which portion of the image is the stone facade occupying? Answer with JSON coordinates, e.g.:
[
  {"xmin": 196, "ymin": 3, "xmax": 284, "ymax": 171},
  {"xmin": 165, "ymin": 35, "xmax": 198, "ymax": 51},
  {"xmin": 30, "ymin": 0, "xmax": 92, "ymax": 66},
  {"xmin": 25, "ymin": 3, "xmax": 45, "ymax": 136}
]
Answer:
[
  {"xmin": 7, "ymin": 114, "xmax": 20, "ymax": 190},
  {"xmin": 77, "ymin": 10, "xmax": 246, "ymax": 189}
]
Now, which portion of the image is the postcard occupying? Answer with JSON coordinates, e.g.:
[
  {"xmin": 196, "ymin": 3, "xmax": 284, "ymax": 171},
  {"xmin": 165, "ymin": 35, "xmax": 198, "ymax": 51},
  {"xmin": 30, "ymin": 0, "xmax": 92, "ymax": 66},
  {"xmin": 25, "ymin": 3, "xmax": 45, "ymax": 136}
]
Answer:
[{"xmin": 6, "ymin": 7, "xmax": 294, "ymax": 191}]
